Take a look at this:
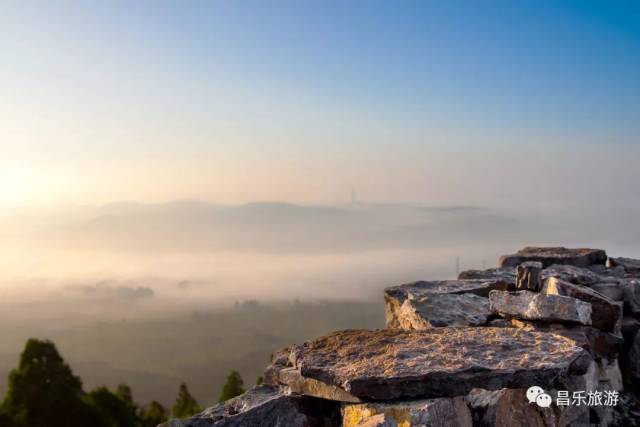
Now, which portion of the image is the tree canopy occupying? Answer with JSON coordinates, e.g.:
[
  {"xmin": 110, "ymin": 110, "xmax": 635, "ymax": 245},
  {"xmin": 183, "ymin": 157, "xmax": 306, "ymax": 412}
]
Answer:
[
  {"xmin": 0, "ymin": 338, "xmax": 183, "ymax": 427},
  {"xmin": 218, "ymin": 370, "xmax": 245, "ymax": 403},
  {"xmin": 172, "ymin": 382, "xmax": 203, "ymax": 418}
]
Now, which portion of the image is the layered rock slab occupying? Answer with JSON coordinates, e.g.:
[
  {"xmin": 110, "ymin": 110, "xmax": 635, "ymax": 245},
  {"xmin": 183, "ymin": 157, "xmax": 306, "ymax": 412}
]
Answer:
[
  {"xmin": 394, "ymin": 293, "xmax": 491, "ymax": 329},
  {"xmin": 343, "ymin": 397, "xmax": 472, "ymax": 427},
  {"xmin": 489, "ymin": 290, "xmax": 592, "ymax": 325},
  {"xmin": 384, "ymin": 280, "xmax": 509, "ymax": 329},
  {"xmin": 284, "ymin": 328, "xmax": 591, "ymax": 401},
  {"xmin": 159, "ymin": 385, "xmax": 340, "ymax": 427},
  {"xmin": 543, "ymin": 277, "xmax": 622, "ymax": 333},
  {"xmin": 499, "ymin": 247, "xmax": 607, "ymax": 268},
  {"xmin": 458, "ymin": 267, "xmax": 516, "ymax": 284}
]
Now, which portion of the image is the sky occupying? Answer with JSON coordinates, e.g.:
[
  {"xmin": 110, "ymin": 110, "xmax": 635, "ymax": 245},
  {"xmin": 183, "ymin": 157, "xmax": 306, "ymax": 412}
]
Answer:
[{"xmin": 1, "ymin": 0, "xmax": 639, "ymax": 207}]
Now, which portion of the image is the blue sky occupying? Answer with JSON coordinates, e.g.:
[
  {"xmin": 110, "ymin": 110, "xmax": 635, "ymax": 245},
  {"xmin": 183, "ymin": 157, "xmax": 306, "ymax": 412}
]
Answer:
[{"xmin": 1, "ymin": 0, "xmax": 639, "ymax": 206}]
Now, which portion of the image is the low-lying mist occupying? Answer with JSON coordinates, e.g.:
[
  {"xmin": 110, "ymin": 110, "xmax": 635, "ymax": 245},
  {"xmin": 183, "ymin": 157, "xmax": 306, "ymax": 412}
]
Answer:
[{"xmin": 1, "ymin": 199, "xmax": 639, "ymax": 406}]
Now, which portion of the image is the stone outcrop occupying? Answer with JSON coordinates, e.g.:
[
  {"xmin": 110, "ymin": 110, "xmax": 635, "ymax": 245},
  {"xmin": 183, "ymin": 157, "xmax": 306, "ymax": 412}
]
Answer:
[
  {"xmin": 489, "ymin": 290, "xmax": 592, "ymax": 325},
  {"xmin": 499, "ymin": 247, "xmax": 607, "ymax": 268},
  {"xmin": 168, "ymin": 246, "xmax": 640, "ymax": 427}
]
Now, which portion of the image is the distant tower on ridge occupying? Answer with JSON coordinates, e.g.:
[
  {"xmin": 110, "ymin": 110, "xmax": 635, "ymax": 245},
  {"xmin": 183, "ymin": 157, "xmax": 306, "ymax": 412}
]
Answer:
[{"xmin": 351, "ymin": 188, "xmax": 357, "ymax": 204}]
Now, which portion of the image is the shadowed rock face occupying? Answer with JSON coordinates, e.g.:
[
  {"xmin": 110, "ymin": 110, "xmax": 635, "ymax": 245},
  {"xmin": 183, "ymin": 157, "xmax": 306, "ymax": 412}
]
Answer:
[
  {"xmin": 489, "ymin": 290, "xmax": 592, "ymax": 326},
  {"xmin": 543, "ymin": 277, "xmax": 622, "ymax": 333},
  {"xmin": 286, "ymin": 328, "xmax": 591, "ymax": 401},
  {"xmin": 160, "ymin": 385, "xmax": 340, "ymax": 427},
  {"xmin": 499, "ymin": 247, "xmax": 607, "ymax": 268}
]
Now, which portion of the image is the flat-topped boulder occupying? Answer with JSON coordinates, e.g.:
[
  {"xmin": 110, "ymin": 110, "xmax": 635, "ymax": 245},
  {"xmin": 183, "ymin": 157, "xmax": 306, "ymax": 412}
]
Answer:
[
  {"xmin": 385, "ymin": 280, "xmax": 510, "ymax": 328},
  {"xmin": 393, "ymin": 293, "xmax": 491, "ymax": 329},
  {"xmin": 160, "ymin": 385, "xmax": 340, "ymax": 427},
  {"xmin": 543, "ymin": 277, "xmax": 622, "ymax": 333},
  {"xmin": 499, "ymin": 247, "xmax": 607, "ymax": 268},
  {"xmin": 283, "ymin": 328, "xmax": 591, "ymax": 401},
  {"xmin": 343, "ymin": 397, "xmax": 472, "ymax": 427},
  {"xmin": 489, "ymin": 290, "xmax": 592, "ymax": 325}
]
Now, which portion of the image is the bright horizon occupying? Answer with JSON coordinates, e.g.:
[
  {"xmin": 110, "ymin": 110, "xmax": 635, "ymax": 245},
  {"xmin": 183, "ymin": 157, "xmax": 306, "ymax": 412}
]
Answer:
[{"xmin": 2, "ymin": 1, "xmax": 639, "ymax": 207}]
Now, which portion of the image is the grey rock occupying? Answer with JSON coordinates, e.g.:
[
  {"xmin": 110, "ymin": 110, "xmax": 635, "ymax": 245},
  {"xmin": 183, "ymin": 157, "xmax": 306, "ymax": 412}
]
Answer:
[
  {"xmin": 508, "ymin": 319, "xmax": 623, "ymax": 360},
  {"xmin": 458, "ymin": 267, "xmax": 516, "ymax": 284},
  {"xmin": 160, "ymin": 385, "xmax": 340, "ymax": 427},
  {"xmin": 543, "ymin": 278, "xmax": 622, "ymax": 333},
  {"xmin": 343, "ymin": 398, "xmax": 472, "ymax": 427},
  {"xmin": 287, "ymin": 328, "xmax": 591, "ymax": 401},
  {"xmin": 489, "ymin": 290, "xmax": 592, "ymax": 326},
  {"xmin": 590, "ymin": 263, "xmax": 627, "ymax": 279},
  {"xmin": 516, "ymin": 261, "xmax": 543, "ymax": 291},
  {"xmin": 591, "ymin": 283, "xmax": 625, "ymax": 302},
  {"xmin": 542, "ymin": 264, "xmax": 604, "ymax": 286},
  {"xmin": 393, "ymin": 293, "xmax": 491, "ymax": 329},
  {"xmin": 499, "ymin": 247, "xmax": 607, "ymax": 268},
  {"xmin": 608, "ymin": 257, "xmax": 640, "ymax": 276},
  {"xmin": 621, "ymin": 279, "xmax": 640, "ymax": 315},
  {"xmin": 384, "ymin": 279, "xmax": 510, "ymax": 329}
]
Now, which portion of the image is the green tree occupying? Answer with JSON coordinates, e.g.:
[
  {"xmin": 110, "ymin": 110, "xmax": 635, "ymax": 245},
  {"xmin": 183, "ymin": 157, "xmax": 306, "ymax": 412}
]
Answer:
[
  {"xmin": 139, "ymin": 401, "xmax": 167, "ymax": 427},
  {"xmin": 1, "ymin": 338, "xmax": 95, "ymax": 427},
  {"xmin": 87, "ymin": 386, "xmax": 138, "ymax": 427},
  {"xmin": 256, "ymin": 376, "xmax": 264, "ymax": 385},
  {"xmin": 218, "ymin": 370, "xmax": 245, "ymax": 403},
  {"xmin": 171, "ymin": 382, "xmax": 202, "ymax": 418}
]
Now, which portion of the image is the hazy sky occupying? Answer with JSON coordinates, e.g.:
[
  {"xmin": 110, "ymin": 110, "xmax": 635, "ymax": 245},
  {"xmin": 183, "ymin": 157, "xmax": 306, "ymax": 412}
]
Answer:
[{"xmin": 2, "ymin": 0, "xmax": 639, "ymax": 207}]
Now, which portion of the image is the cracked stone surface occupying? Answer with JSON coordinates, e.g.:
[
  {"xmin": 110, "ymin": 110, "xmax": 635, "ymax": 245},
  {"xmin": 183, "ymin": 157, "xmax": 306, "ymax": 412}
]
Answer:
[
  {"xmin": 489, "ymin": 290, "xmax": 592, "ymax": 326},
  {"xmin": 283, "ymin": 328, "xmax": 592, "ymax": 401}
]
